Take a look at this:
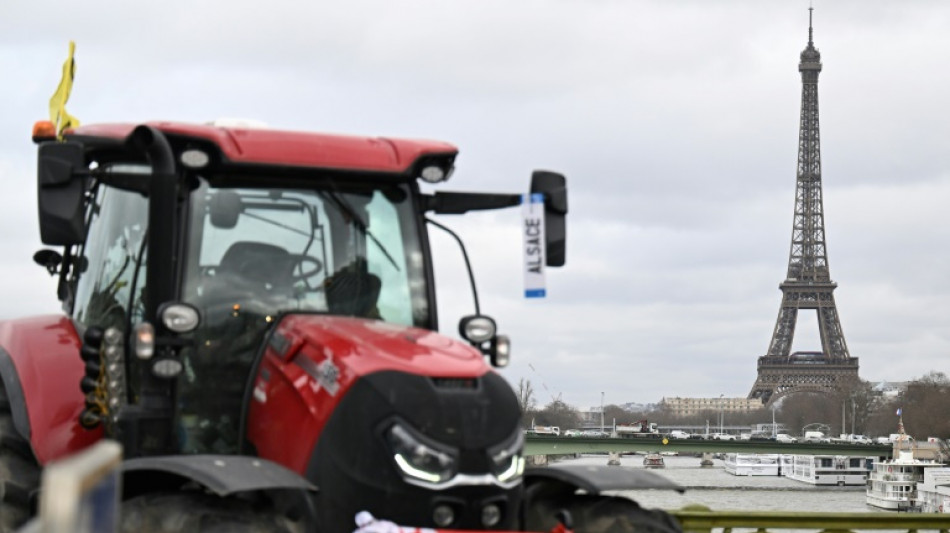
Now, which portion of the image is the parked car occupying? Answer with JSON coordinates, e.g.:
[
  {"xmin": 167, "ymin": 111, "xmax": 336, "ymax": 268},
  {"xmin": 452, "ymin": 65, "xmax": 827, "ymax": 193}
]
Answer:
[
  {"xmin": 713, "ymin": 433, "xmax": 737, "ymax": 441},
  {"xmin": 775, "ymin": 433, "xmax": 797, "ymax": 443},
  {"xmin": 668, "ymin": 430, "xmax": 691, "ymax": 439},
  {"xmin": 833, "ymin": 434, "xmax": 872, "ymax": 444}
]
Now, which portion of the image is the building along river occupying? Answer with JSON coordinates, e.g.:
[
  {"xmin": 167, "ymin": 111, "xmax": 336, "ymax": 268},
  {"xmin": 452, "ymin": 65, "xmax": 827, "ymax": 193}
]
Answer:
[{"xmin": 561, "ymin": 454, "xmax": 888, "ymax": 514}]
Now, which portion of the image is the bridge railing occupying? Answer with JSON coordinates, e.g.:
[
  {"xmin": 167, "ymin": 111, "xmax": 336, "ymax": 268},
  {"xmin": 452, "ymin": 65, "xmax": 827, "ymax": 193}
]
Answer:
[
  {"xmin": 669, "ymin": 506, "xmax": 949, "ymax": 533},
  {"xmin": 524, "ymin": 435, "xmax": 893, "ymax": 457}
]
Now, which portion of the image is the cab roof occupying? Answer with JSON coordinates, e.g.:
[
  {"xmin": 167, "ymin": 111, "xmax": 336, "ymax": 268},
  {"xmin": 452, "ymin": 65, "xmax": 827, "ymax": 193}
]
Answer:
[{"xmin": 67, "ymin": 121, "xmax": 458, "ymax": 174}]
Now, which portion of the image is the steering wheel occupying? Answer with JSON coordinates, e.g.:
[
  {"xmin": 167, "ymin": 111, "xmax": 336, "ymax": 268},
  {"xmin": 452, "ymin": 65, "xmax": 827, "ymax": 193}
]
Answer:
[{"xmin": 290, "ymin": 254, "xmax": 323, "ymax": 282}]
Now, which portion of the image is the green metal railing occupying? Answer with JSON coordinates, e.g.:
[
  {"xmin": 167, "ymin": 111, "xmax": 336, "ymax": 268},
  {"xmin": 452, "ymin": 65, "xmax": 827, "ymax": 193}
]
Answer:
[
  {"xmin": 524, "ymin": 436, "xmax": 893, "ymax": 457},
  {"xmin": 669, "ymin": 506, "xmax": 950, "ymax": 533}
]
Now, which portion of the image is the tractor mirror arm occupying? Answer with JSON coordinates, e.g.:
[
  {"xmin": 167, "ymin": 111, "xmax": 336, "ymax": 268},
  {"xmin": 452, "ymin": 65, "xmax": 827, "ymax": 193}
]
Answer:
[
  {"xmin": 421, "ymin": 191, "xmax": 522, "ymax": 214},
  {"xmin": 420, "ymin": 170, "xmax": 567, "ymax": 216}
]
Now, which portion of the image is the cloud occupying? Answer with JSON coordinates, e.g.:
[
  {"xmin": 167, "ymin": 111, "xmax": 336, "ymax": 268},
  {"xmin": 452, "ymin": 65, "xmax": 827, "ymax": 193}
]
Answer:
[{"xmin": 2, "ymin": 1, "xmax": 950, "ymax": 412}]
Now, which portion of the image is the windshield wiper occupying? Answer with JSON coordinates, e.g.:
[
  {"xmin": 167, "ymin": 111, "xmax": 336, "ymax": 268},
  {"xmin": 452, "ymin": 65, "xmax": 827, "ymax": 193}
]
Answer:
[
  {"xmin": 242, "ymin": 211, "xmax": 312, "ymax": 238},
  {"xmin": 322, "ymin": 191, "xmax": 400, "ymax": 272}
]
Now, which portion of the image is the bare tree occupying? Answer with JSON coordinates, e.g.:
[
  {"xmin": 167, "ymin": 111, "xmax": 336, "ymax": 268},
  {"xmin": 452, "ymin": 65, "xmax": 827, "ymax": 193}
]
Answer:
[
  {"xmin": 517, "ymin": 378, "xmax": 536, "ymax": 415},
  {"xmin": 602, "ymin": 404, "xmax": 631, "ymax": 428},
  {"xmin": 866, "ymin": 398, "xmax": 901, "ymax": 438},
  {"xmin": 899, "ymin": 372, "xmax": 950, "ymax": 439},
  {"xmin": 864, "ymin": 372, "xmax": 950, "ymax": 439},
  {"xmin": 774, "ymin": 393, "xmax": 836, "ymax": 436},
  {"xmin": 535, "ymin": 399, "xmax": 581, "ymax": 430}
]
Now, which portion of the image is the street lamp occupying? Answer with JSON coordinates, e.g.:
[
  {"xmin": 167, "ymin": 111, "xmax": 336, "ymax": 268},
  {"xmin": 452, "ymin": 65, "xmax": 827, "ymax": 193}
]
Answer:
[
  {"xmin": 771, "ymin": 405, "xmax": 777, "ymax": 437},
  {"xmin": 600, "ymin": 392, "xmax": 605, "ymax": 434},
  {"xmin": 719, "ymin": 393, "xmax": 724, "ymax": 435},
  {"xmin": 851, "ymin": 396, "xmax": 855, "ymax": 435},
  {"xmin": 843, "ymin": 393, "xmax": 857, "ymax": 437}
]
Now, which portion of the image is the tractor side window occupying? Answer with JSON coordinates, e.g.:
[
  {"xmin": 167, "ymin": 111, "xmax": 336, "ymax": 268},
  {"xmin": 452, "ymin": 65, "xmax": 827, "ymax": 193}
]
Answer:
[
  {"xmin": 72, "ymin": 186, "xmax": 149, "ymax": 332},
  {"xmin": 364, "ymin": 192, "xmax": 424, "ymax": 326}
]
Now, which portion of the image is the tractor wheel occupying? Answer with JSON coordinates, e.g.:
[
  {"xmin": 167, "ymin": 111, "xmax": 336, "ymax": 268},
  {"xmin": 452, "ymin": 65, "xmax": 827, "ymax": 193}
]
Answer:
[
  {"xmin": 0, "ymin": 380, "xmax": 40, "ymax": 533},
  {"xmin": 120, "ymin": 491, "xmax": 305, "ymax": 533},
  {"xmin": 526, "ymin": 493, "xmax": 683, "ymax": 533}
]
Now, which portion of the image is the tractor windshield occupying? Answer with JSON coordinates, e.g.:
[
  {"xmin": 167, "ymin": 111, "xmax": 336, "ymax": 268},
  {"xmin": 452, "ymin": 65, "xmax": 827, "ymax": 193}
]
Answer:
[
  {"xmin": 182, "ymin": 178, "xmax": 429, "ymax": 327},
  {"xmin": 176, "ymin": 177, "xmax": 430, "ymax": 453}
]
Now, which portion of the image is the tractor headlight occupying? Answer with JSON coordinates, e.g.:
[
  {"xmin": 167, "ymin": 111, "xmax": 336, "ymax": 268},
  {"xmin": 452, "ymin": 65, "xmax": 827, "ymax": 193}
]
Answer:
[
  {"xmin": 102, "ymin": 327, "xmax": 127, "ymax": 423},
  {"xmin": 180, "ymin": 148, "xmax": 210, "ymax": 169},
  {"xmin": 490, "ymin": 335, "xmax": 511, "ymax": 368},
  {"xmin": 487, "ymin": 429, "xmax": 525, "ymax": 483},
  {"xmin": 151, "ymin": 357, "xmax": 183, "ymax": 379},
  {"xmin": 458, "ymin": 315, "xmax": 496, "ymax": 344},
  {"xmin": 386, "ymin": 421, "xmax": 458, "ymax": 486},
  {"xmin": 415, "ymin": 154, "xmax": 455, "ymax": 184},
  {"xmin": 420, "ymin": 165, "xmax": 447, "ymax": 183},
  {"xmin": 132, "ymin": 322, "xmax": 155, "ymax": 360},
  {"xmin": 159, "ymin": 302, "xmax": 201, "ymax": 333}
]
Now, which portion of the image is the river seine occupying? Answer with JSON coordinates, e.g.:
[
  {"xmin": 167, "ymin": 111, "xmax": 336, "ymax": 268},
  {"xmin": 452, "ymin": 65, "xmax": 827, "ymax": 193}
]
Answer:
[{"xmin": 561, "ymin": 454, "xmax": 888, "ymax": 514}]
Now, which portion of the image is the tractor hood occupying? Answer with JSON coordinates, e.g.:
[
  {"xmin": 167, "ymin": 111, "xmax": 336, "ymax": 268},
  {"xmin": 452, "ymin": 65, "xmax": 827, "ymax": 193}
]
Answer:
[
  {"xmin": 246, "ymin": 314, "xmax": 526, "ymax": 530},
  {"xmin": 270, "ymin": 314, "xmax": 490, "ymax": 378},
  {"xmin": 245, "ymin": 313, "xmax": 522, "ymax": 480}
]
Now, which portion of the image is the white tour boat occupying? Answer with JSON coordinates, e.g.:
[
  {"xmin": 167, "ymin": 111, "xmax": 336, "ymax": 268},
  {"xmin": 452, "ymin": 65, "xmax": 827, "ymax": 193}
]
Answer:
[
  {"xmin": 784, "ymin": 454, "xmax": 877, "ymax": 486},
  {"xmin": 642, "ymin": 453, "xmax": 665, "ymax": 468},
  {"xmin": 913, "ymin": 467, "xmax": 950, "ymax": 514},
  {"xmin": 724, "ymin": 453, "xmax": 781, "ymax": 476},
  {"xmin": 866, "ymin": 450, "xmax": 945, "ymax": 510}
]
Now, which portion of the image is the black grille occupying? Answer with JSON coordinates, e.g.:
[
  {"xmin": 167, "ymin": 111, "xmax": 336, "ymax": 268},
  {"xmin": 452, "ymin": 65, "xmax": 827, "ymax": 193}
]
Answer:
[{"xmin": 431, "ymin": 377, "xmax": 479, "ymax": 390}]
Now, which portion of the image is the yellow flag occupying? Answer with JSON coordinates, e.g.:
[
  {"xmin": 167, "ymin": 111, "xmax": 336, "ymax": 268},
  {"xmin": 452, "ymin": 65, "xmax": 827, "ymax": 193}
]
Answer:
[{"xmin": 49, "ymin": 41, "xmax": 80, "ymax": 138}]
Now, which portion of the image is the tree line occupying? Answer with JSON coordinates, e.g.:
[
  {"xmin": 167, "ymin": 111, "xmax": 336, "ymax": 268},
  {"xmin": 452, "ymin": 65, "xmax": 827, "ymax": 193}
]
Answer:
[{"xmin": 517, "ymin": 371, "xmax": 950, "ymax": 439}]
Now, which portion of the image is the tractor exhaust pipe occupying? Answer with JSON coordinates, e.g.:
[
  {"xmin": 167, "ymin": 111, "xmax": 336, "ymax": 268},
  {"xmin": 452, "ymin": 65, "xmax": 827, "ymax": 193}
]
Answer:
[{"xmin": 128, "ymin": 125, "xmax": 177, "ymax": 326}]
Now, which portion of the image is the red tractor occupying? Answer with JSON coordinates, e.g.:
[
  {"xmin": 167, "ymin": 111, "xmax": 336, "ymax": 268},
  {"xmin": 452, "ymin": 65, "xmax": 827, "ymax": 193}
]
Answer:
[{"xmin": 0, "ymin": 121, "xmax": 680, "ymax": 532}]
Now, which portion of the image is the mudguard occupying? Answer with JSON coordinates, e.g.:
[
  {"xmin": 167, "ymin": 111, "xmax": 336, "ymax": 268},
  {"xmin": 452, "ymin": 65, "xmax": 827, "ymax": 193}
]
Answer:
[
  {"xmin": 122, "ymin": 455, "xmax": 318, "ymax": 529},
  {"xmin": 0, "ymin": 315, "xmax": 100, "ymax": 464},
  {"xmin": 523, "ymin": 464, "xmax": 684, "ymax": 533},
  {"xmin": 122, "ymin": 454, "xmax": 317, "ymax": 497}
]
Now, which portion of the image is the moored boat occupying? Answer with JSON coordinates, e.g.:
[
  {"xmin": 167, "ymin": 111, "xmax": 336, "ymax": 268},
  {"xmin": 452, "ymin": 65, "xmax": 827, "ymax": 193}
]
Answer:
[
  {"xmin": 913, "ymin": 467, "xmax": 950, "ymax": 513},
  {"xmin": 784, "ymin": 454, "xmax": 878, "ymax": 486},
  {"xmin": 866, "ymin": 450, "xmax": 945, "ymax": 510},
  {"xmin": 643, "ymin": 453, "xmax": 665, "ymax": 468},
  {"xmin": 724, "ymin": 453, "xmax": 780, "ymax": 476}
]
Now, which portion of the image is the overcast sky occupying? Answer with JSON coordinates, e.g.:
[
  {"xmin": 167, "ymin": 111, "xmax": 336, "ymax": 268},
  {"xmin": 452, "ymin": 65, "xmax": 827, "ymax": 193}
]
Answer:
[{"xmin": 2, "ymin": 1, "xmax": 949, "ymax": 412}]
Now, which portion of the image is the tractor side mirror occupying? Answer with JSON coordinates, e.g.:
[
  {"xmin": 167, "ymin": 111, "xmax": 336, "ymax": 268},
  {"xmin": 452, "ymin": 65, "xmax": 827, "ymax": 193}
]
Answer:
[
  {"xmin": 209, "ymin": 190, "xmax": 243, "ymax": 229},
  {"xmin": 37, "ymin": 141, "xmax": 87, "ymax": 246},
  {"xmin": 33, "ymin": 249, "xmax": 63, "ymax": 275},
  {"xmin": 530, "ymin": 171, "xmax": 567, "ymax": 267}
]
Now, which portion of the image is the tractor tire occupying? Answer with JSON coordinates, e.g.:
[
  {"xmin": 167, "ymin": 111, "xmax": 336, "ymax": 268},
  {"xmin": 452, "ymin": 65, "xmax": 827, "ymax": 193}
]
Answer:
[
  {"xmin": 0, "ymin": 380, "xmax": 40, "ymax": 533},
  {"xmin": 119, "ymin": 492, "xmax": 305, "ymax": 533},
  {"xmin": 526, "ymin": 493, "xmax": 683, "ymax": 533}
]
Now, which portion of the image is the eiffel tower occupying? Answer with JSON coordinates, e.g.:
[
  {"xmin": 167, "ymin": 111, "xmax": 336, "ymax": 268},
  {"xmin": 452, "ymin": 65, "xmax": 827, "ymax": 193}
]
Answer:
[{"xmin": 748, "ymin": 9, "xmax": 859, "ymax": 405}]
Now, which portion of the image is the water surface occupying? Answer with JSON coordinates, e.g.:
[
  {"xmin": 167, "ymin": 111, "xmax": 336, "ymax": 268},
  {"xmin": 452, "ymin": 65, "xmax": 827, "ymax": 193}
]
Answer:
[{"xmin": 559, "ymin": 454, "xmax": 885, "ymax": 513}]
